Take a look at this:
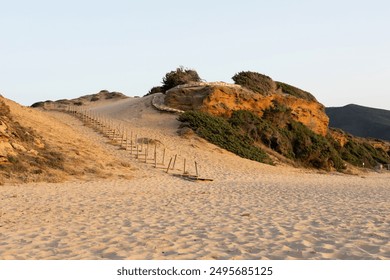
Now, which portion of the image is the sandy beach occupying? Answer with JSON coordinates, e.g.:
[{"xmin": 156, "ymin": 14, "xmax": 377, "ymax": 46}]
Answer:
[{"xmin": 1, "ymin": 96, "xmax": 389, "ymax": 260}]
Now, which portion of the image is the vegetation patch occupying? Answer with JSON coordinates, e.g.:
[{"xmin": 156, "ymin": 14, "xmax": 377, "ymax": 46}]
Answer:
[
  {"xmin": 276, "ymin": 81, "xmax": 317, "ymax": 102},
  {"xmin": 333, "ymin": 134, "xmax": 390, "ymax": 168},
  {"xmin": 229, "ymin": 108, "xmax": 344, "ymax": 170},
  {"xmin": 178, "ymin": 111, "xmax": 272, "ymax": 164},
  {"xmin": 232, "ymin": 71, "xmax": 276, "ymax": 96},
  {"xmin": 145, "ymin": 86, "xmax": 163, "ymax": 97},
  {"xmin": 162, "ymin": 66, "xmax": 201, "ymax": 93}
]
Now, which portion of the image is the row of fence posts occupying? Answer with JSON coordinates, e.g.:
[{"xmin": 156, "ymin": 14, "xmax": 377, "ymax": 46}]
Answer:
[{"xmin": 64, "ymin": 105, "xmax": 200, "ymax": 179}]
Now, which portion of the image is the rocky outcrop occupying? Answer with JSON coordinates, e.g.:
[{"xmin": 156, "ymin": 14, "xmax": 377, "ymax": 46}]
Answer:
[
  {"xmin": 0, "ymin": 98, "xmax": 44, "ymax": 166},
  {"xmin": 151, "ymin": 93, "xmax": 184, "ymax": 113},
  {"xmin": 329, "ymin": 128, "xmax": 349, "ymax": 147},
  {"xmin": 165, "ymin": 82, "xmax": 329, "ymax": 136},
  {"xmin": 330, "ymin": 128, "xmax": 390, "ymax": 154}
]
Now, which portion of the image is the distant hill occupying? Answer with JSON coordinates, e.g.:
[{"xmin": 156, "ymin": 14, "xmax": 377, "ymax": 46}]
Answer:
[
  {"xmin": 326, "ymin": 104, "xmax": 390, "ymax": 141},
  {"xmin": 31, "ymin": 90, "xmax": 128, "ymax": 109}
]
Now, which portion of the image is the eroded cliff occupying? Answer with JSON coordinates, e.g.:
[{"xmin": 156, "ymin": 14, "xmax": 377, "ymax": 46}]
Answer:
[{"xmin": 165, "ymin": 83, "xmax": 329, "ymax": 136}]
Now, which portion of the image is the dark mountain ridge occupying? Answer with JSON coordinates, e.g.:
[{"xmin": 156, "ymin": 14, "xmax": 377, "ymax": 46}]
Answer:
[{"xmin": 326, "ymin": 104, "xmax": 390, "ymax": 141}]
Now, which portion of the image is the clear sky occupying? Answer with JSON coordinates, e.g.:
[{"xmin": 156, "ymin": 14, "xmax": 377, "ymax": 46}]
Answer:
[{"xmin": 1, "ymin": 0, "xmax": 389, "ymax": 109}]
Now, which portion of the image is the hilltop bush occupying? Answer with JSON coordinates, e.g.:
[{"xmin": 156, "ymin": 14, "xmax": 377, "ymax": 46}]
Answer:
[
  {"xmin": 276, "ymin": 82, "xmax": 317, "ymax": 102},
  {"xmin": 232, "ymin": 71, "xmax": 276, "ymax": 96},
  {"xmin": 144, "ymin": 86, "xmax": 163, "ymax": 97},
  {"xmin": 31, "ymin": 101, "xmax": 46, "ymax": 108},
  {"xmin": 162, "ymin": 66, "xmax": 201, "ymax": 93}
]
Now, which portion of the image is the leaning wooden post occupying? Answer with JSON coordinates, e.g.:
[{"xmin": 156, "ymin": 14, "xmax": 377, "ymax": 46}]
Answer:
[
  {"xmin": 162, "ymin": 148, "xmax": 166, "ymax": 165},
  {"xmin": 121, "ymin": 130, "xmax": 126, "ymax": 148},
  {"xmin": 123, "ymin": 131, "xmax": 129, "ymax": 151},
  {"xmin": 166, "ymin": 157, "xmax": 173, "ymax": 173},
  {"xmin": 121, "ymin": 124, "xmax": 125, "ymax": 142},
  {"xmin": 183, "ymin": 158, "xmax": 186, "ymax": 174},
  {"xmin": 154, "ymin": 144, "xmax": 157, "ymax": 168},
  {"xmin": 130, "ymin": 134, "xmax": 133, "ymax": 155},
  {"xmin": 195, "ymin": 161, "xmax": 199, "ymax": 177},
  {"xmin": 172, "ymin": 154, "xmax": 177, "ymax": 170}
]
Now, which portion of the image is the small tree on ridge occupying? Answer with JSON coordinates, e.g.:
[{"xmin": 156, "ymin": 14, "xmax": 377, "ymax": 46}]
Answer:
[{"xmin": 161, "ymin": 66, "xmax": 201, "ymax": 93}]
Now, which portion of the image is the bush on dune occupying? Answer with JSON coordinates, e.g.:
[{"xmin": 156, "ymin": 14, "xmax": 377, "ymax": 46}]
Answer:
[
  {"xmin": 232, "ymin": 71, "xmax": 276, "ymax": 96},
  {"xmin": 178, "ymin": 111, "xmax": 272, "ymax": 164},
  {"xmin": 228, "ymin": 108, "xmax": 344, "ymax": 170},
  {"xmin": 162, "ymin": 66, "xmax": 201, "ymax": 93}
]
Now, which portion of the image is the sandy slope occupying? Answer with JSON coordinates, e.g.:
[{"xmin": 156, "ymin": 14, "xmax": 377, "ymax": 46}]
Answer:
[
  {"xmin": 1, "ymin": 96, "xmax": 389, "ymax": 260},
  {"xmin": 1, "ymin": 97, "xmax": 134, "ymax": 183}
]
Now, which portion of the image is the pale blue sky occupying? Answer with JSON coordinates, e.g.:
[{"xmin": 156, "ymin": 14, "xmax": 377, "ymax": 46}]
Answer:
[{"xmin": 1, "ymin": 0, "xmax": 389, "ymax": 109}]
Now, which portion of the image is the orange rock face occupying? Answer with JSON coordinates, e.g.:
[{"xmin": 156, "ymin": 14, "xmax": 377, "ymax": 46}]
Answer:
[
  {"xmin": 165, "ymin": 84, "xmax": 329, "ymax": 136},
  {"xmin": 329, "ymin": 129, "xmax": 349, "ymax": 147}
]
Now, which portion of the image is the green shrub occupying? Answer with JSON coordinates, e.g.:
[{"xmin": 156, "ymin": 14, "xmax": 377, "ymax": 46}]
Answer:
[
  {"xmin": 178, "ymin": 106, "xmax": 388, "ymax": 170},
  {"xmin": 178, "ymin": 111, "xmax": 272, "ymax": 164},
  {"xmin": 229, "ymin": 109, "xmax": 344, "ymax": 170},
  {"xmin": 232, "ymin": 71, "xmax": 276, "ymax": 96},
  {"xmin": 287, "ymin": 121, "xmax": 344, "ymax": 169},
  {"xmin": 30, "ymin": 101, "xmax": 46, "ymax": 108},
  {"xmin": 144, "ymin": 86, "xmax": 163, "ymax": 97},
  {"xmin": 337, "ymin": 137, "xmax": 390, "ymax": 168},
  {"xmin": 262, "ymin": 101, "xmax": 292, "ymax": 128},
  {"xmin": 162, "ymin": 66, "xmax": 201, "ymax": 92},
  {"xmin": 276, "ymin": 82, "xmax": 317, "ymax": 102}
]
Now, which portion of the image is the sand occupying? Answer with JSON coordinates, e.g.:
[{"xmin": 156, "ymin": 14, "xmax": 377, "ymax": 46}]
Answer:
[{"xmin": 0, "ymin": 96, "xmax": 389, "ymax": 260}]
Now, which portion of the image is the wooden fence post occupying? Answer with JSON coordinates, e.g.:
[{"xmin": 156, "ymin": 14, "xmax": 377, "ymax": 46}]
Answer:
[
  {"xmin": 154, "ymin": 144, "xmax": 157, "ymax": 168},
  {"xmin": 172, "ymin": 154, "xmax": 177, "ymax": 170},
  {"xmin": 195, "ymin": 161, "xmax": 199, "ymax": 177},
  {"xmin": 162, "ymin": 148, "xmax": 166, "ymax": 165},
  {"xmin": 166, "ymin": 157, "xmax": 173, "ymax": 173}
]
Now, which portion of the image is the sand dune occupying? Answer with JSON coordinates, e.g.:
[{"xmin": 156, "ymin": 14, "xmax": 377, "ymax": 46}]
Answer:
[{"xmin": 1, "ymin": 96, "xmax": 389, "ymax": 259}]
